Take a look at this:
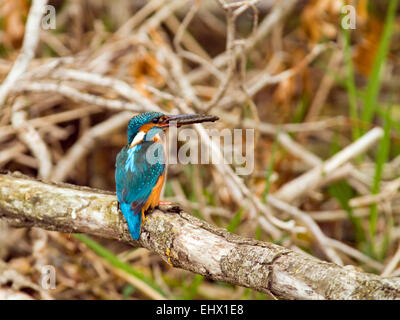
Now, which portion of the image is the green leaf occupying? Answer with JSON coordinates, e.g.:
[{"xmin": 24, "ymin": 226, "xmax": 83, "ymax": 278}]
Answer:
[{"xmin": 226, "ymin": 207, "xmax": 244, "ymax": 233}]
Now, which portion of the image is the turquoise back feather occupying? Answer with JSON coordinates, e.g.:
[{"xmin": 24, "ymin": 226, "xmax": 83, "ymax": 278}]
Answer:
[{"xmin": 115, "ymin": 142, "xmax": 165, "ymax": 240}]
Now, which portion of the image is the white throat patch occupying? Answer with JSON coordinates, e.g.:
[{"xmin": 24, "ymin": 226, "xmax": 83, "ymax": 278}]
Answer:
[{"xmin": 130, "ymin": 130, "xmax": 146, "ymax": 148}]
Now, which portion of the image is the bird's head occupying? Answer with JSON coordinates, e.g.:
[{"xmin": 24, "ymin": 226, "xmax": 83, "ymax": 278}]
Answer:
[{"xmin": 127, "ymin": 112, "xmax": 219, "ymax": 149}]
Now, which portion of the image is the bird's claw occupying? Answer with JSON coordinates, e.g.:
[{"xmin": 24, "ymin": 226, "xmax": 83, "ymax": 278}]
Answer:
[
  {"xmin": 166, "ymin": 248, "xmax": 174, "ymax": 267},
  {"xmin": 141, "ymin": 210, "xmax": 149, "ymax": 226},
  {"xmin": 158, "ymin": 201, "xmax": 172, "ymax": 205}
]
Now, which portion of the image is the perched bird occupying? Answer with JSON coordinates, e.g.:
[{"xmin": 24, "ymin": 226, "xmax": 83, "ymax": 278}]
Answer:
[{"xmin": 115, "ymin": 112, "xmax": 219, "ymax": 240}]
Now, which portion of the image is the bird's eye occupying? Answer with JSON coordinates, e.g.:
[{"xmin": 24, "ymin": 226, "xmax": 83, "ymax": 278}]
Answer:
[{"xmin": 153, "ymin": 116, "xmax": 167, "ymax": 124}]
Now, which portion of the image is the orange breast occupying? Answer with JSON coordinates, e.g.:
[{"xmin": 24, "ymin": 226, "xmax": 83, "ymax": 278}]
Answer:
[{"xmin": 143, "ymin": 172, "xmax": 165, "ymax": 212}]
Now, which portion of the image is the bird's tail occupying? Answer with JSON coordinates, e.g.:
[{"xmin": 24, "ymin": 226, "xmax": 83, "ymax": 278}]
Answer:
[{"xmin": 120, "ymin": 202, "xmax": 142, "ymax": 240}]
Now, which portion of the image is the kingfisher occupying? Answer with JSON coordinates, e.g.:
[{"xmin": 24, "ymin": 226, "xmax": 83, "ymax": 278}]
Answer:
[{"xmin": 115, "ymin": 112, "xmax": 218, "ymax": 240}]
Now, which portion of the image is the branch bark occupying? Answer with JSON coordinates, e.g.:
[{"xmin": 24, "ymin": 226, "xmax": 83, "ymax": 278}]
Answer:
[{"xmin": 0, "ymin": 172, "xmax": 399, "ymax": 300}]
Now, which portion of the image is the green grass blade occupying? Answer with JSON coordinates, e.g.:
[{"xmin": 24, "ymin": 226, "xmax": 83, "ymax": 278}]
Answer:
[
  {"xmin": 369, "ymin": 105, "xmax": 392, "ymax": 242},
  {"xmin": 361, "ymin": 0, "xmax": 398, "ymax": 129},
  {"xmin": 262, "ymin": 130, "xmax": 280, "ymax": 203},
  {"xmin": 122, "ymin": 284, "xmax": 136, "ymax": 299},
  {"xmin": 255, "ymin": 225, "xmax": 262, "ymax": 240},
  {"xmin": 182, "ymin": 274, "xmax": 204, "ymax": 300},
  {"xmin": 328, "ymin": 131, "xmax": 366, "ymax": 244},
  {"xmin": 74, "ymin": 234, "xmax": 167, "ymax": 298},
  {"xmin": 292, "ymin": 93, "xmax": 309, "ymax": 124},
  {"xmin": 226, "ymin": 207, "xmax": 244, "ymax": 233},
  {"xmin": 341, "ymin": 15, "xmax": 360, "ymax": 141},
  {"xmin": 328, "ymin": 181, "xmax": 365, "ymax": 245}
]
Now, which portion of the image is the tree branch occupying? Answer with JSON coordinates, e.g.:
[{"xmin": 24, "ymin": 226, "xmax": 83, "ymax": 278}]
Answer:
[{"xmin": 1, "ymin": 172, "xmax": 399, "ymax": 300}]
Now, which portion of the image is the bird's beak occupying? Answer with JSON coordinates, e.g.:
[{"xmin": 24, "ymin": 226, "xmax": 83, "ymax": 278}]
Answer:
[{"xmin": 160, "ymin": 114, "xmax": 219, "ymax": 128}]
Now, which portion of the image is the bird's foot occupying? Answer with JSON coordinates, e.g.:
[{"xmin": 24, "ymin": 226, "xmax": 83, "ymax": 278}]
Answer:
[
  {"xmin": 158, "ymin": 201, "xmax": 172, "ymax": 205},
  {"xmin": 166, "ymin": 248, "xmax": 174, "ymax": 267},
  {"xmin": 141, "ymin": 210, "xmax": 149, "ymax": 224}
]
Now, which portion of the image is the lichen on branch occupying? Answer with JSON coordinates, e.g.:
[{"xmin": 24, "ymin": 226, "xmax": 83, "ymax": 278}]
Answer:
[{"xmin": 1, "ymin": 172, "xmax": 400, "ymax": 300}]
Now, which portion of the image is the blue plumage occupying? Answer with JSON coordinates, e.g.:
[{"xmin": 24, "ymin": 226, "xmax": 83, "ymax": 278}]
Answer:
[
  {"xmin": 115, "ymin": 113, "xmax": 166, "ymax": 240},
  {"xmin": 115, "ymin": 112, "xmax": 219, "ymax": 240},
  {"xmin": 119, "ymin": 203, "xmax": 141, "ymax": 239},
  {"xmin": 127, "ymin": 112, "xmax": 164, "ymax": 144}
]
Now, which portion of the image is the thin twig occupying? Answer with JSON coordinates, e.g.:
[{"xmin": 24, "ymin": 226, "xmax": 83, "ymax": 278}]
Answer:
[
  {"xmin": 13, "ymin": 81, "xmax": 144, "ymax": 112},
  {"xmin": 11, "ymin": 98, "xmax": 53, "ymax": 180},
  {"xmin": 188, "ymin": 0, "xmax": 299, "ymax": 83},
  {"xmin": 275, "ymin": 127, "xmax": 384, "ymax": 203},
  {"xmin": 51, "ymin": 111, "xmax": 132, "ymax": 182},
  {"xmin": 0, "ymin": 0, "xmax": 48, "ymax": 108},
  {"xmin": 381, "ymin": 243, "xmax": 400, "ymax": 277}
]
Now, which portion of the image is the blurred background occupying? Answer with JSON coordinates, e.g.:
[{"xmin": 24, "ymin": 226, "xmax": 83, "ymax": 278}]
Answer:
[{"xmin": 0, "ymin": 0, "xmax": 399, "ymax": 299}]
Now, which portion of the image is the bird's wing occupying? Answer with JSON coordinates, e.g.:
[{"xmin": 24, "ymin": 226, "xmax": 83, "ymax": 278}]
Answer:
[{"xmin": 115, "ymin": 143, "xmax": 165, "ymax": 239}]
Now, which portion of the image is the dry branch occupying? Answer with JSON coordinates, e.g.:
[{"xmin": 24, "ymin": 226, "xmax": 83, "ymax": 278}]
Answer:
[
  {"xmin": 187, "ymin": 0, "xmax": 299, "ymax": 83},
  {"xmin": 51, "ymin": 111, "xmax": 132, "ymax": 182},
  {"xmin": 11, "ymin": 98, "xmax": 53, "ymax": 180},
  {"xmin": 1, "ymin": 172, "xmax": 399, "ymax": 300},
  {"xmin": 0, "ymin": 0, "xmax": 48, "ymax": 107},
  {"xmin": 275, "ymin": 127, "xmax": 384, "ymax": 203}
]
